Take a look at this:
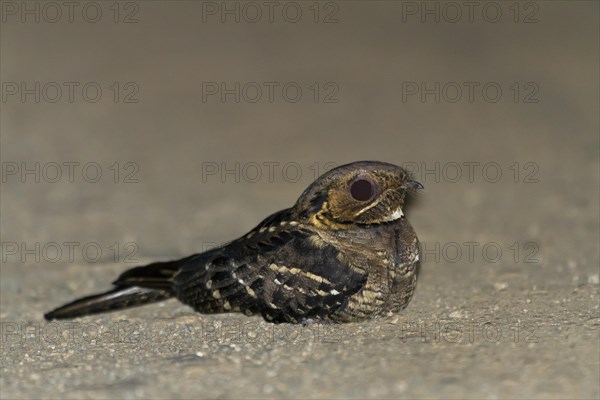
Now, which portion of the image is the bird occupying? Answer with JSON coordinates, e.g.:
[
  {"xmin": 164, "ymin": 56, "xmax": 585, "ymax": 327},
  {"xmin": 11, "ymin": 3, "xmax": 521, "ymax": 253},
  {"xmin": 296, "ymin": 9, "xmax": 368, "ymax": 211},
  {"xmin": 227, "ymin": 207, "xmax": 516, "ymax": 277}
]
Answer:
[{"xmin": 45, "ymin": 161, "xmax": 423, "ymax": 324}]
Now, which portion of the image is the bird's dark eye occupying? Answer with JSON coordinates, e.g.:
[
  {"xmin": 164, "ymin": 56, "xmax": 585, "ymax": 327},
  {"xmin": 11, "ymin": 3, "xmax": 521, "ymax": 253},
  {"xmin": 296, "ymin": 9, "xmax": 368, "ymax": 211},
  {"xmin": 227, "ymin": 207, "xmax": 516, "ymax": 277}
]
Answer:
[{"xmin": 350, "ymin": 179, "xmax": 375, "ymax": 201}]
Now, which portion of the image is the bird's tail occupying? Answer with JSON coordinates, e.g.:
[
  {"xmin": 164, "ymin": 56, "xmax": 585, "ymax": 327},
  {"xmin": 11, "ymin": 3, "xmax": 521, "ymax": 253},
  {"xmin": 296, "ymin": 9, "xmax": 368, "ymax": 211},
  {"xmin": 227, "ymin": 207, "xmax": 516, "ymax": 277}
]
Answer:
[
  {"xmin": 44, "ymin": 256, "xmax": 196, "ymax": 320},
  {"xmin": 43, "ymin": 286, "xmax": 172, "ymax": 320}
]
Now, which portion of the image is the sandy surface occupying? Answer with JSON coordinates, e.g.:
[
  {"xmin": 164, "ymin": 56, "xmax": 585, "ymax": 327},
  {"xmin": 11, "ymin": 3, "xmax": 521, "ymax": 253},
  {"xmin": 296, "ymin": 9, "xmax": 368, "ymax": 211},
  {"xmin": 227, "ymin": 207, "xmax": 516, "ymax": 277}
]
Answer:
[{"xmin": 1, "ymin": 1, "xmax": 598, "ymax": 399}]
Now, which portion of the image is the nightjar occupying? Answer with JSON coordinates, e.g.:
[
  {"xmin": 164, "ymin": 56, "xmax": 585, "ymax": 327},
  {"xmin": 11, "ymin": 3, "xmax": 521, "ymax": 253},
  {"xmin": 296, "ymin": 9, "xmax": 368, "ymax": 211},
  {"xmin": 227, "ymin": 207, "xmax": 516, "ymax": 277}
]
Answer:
[{"xmin": 45, "ymin": 161, "xmax": 423, "ymax": 323}]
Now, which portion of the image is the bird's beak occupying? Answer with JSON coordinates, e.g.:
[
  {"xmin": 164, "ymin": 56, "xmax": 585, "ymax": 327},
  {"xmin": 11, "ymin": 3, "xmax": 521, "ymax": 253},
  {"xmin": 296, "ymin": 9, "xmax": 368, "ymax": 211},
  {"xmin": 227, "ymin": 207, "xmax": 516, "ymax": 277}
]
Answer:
[{"xmin": 404, "ymin": 180, "xmax": 424, "ymax": 190}]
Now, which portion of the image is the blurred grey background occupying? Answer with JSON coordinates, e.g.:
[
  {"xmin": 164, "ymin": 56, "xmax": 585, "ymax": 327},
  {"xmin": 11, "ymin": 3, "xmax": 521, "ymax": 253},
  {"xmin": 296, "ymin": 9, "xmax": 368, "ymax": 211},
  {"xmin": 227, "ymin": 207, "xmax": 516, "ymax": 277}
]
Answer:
[{"xmin": 1, "ymin": 1, "xmax": 598, "ymax": 399}]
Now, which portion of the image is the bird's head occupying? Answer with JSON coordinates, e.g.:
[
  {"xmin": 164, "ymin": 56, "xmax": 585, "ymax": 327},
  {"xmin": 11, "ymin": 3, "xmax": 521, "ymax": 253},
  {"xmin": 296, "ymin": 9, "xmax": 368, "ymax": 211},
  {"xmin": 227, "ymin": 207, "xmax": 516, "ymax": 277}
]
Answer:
[{"xmin": 293, "ymin": 161, "xmax": 423, "ymax": 227}]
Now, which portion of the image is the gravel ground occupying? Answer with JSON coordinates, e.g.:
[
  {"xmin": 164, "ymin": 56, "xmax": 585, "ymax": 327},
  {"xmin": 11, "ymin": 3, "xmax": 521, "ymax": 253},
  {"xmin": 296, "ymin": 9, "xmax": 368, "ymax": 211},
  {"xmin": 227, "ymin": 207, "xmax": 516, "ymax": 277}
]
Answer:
[{"xmin": 1, "ymin": 1, "xmax": 598, "ymax": 399}]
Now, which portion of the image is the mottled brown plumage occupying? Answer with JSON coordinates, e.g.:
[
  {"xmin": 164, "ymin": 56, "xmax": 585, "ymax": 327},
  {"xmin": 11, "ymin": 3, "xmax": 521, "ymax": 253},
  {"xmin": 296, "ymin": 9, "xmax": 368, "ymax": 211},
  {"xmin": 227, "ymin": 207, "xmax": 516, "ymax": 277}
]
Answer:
[{"xmin": 45, "ymin": 161, "xmax": 423, "ymax": 323}]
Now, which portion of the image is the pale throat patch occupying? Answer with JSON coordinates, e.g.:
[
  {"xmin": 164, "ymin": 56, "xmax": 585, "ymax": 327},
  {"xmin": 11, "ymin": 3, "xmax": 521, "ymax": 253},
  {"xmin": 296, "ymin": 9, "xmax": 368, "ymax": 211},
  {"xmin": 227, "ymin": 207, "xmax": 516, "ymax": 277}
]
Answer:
[
  {"xmin": 355, "ymin": 189, "xmax": 404, "ymax": 222},
  {"xmin": 383, "ymin": 206, "xmax": 404, "ymax": 222}
]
